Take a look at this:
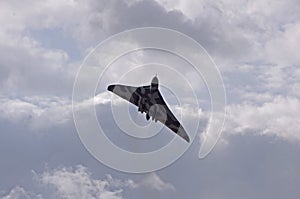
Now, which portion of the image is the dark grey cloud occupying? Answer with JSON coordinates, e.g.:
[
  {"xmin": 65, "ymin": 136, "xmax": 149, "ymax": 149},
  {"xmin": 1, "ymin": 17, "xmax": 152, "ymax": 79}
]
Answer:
[{"xmin": 85, "ymin": 0, "xmax": 258, "ymax": 63}]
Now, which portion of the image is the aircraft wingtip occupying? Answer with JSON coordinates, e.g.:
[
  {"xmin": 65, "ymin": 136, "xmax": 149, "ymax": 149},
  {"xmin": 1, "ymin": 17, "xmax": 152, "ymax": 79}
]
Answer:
[
  {"xmin": 107, "ymin": 85, "xmax": 115, "ymax": 92},
  {"xmin": 177, "ymin": 126, "xmax": 190, "ymax": 143},
  {"xmin": 184, "ymin": 135, "xmax": 190, "ymax": 143},
  {"xmin": 187, "ymin": 137, "xmax": 190, "ymax": 143}
]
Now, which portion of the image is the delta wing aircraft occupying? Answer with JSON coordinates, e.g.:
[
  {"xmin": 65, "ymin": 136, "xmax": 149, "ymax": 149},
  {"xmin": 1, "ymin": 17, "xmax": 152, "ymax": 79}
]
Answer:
[{"xmin": 107, "ymin": 76, "xmax": 190, "ymax": 143}]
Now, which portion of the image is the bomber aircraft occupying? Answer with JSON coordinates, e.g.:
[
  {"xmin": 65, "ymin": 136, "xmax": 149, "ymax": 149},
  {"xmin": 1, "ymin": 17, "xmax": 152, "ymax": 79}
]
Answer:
[{"xmin": 107, "ymin": 76, "xmax": 190, "ymax": 143}]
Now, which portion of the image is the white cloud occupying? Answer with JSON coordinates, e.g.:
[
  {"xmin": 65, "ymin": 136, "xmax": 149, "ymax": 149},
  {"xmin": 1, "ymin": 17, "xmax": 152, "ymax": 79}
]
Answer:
[
  {"xmin": 1, "ymin": 0, "xmax": 298, "ymax": 100},
  {"xmin": 138, "ymin": 173, "xmax": 175, "ymax": 191},
  {"xmin": 156, "ymin": 0, "xmax": 300, "ymax": 28},
  {"xmin": 0, "ymin": 0, "xmax": 129, "ymax": 48},
  {"xmin": 260, "ymin": 66, "xmax": 285, "ymax": 90},
  {"xmin": 0, "ymin": 1, "xmax": 95, "ymax": 96},
  {"xmin": 0, "ymin": 28, "xmax": 74, "ymax": 96},
  {"xmin": 1, "ymin": 166, "xmax": 175, "ymax": 199},
  {"xmin": 154, "ymin": 0, "xmax": 207, "ymax": 20},
  {"xmin": 0, "ymin": 96, "xmax": 72, "ymax": 130},
  {"xmin": 0, "ymin": 91, "xmax": 117, "ymax": 130},
  {"xmin": 156, "ymin": 0, "xmax": 300, "ymax": 68},
  {"xmin": 224, "ymin": 96, "xmax": 300, "ymax": 142},
  {"xmin": 239, "ymin": 92, "xmax": 274, "ymax": 104},
  {"xmin": 265, "ymin": 22, "xmax": 300, "ymax": 67},
  {"xmin": 290, "ymin": 83, "xmax": 300, "ymax": 98},
  {"xmin": 1, "ymin": 186, "xmax": 42, "ymax": 199},
  {"xmin": 37, "ymin": 165, "xmax": 135, "ymax": 199}
]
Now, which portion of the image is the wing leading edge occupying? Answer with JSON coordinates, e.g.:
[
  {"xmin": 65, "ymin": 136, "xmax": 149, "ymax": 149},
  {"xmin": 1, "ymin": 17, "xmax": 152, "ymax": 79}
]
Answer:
[{"xmin": 152, "ymin": 90, "xmax": 190, "ymax": 143}]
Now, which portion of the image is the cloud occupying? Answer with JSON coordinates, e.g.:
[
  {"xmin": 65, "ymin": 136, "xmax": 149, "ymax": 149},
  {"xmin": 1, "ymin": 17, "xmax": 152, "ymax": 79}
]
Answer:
[
  {"xmin": 1, "ymin": 186, "xmax": 42, "ymax": 199},
  {"xmin": 0, "ymin": 1, "xmax": 84, "ymax": 96},
  {"xmin": 0, "ymin": 30, "xmax": 75, "ymax": 96},
  {"xmin": 0, "ymin": 1, "xmax": 300, "ymax": 199},
  {"xmin": 138, "ymin": 173, "xmax": 175, "ymax": 191},
  {"xmin": 0, "ymin": 90, "xmax": 116, "ymax": 131},
  {"xmin": 224, "ymin": 96, "xmax": 300, "ymax": 142},
  {"xmin": 1, "ymin": 0, "xmax": 298, "ymax": 100},
  {"xmin": 1, "ymin": 0, "xmax": 299, "ymax": 87},
  {"xmin": 1, "ymin": 165, "xmax": 175, "ymax": 199},
  {"xmin": 36, "ymin": 165, "xmax": 133, "ymax": 199},
  {"xmin": 156, "ymin": 0, "xmax": 300, "ymax": 67},
  {"xmin": 265, "ymin": 22, "xmax": 300, "ymax": 67},
  {"xmin": 0, "ymin": 90, "xmax": 203, "ymax": 133},
  {"xmin": 0, "ymin": 96, "xmax": 72, "ymax": 130}
]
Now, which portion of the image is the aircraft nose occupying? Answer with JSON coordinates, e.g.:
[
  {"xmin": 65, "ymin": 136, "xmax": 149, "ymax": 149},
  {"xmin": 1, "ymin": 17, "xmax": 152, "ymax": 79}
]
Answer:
[{"xmin": 152, "ymin": 76, "xmax": 159, "ymax": 85}]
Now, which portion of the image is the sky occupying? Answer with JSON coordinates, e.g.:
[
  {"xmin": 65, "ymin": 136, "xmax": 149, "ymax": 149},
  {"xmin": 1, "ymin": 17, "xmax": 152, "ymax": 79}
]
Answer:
[{"xmin": 0, "ymin": 0, "xmax": 300, "ymax": 198}]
